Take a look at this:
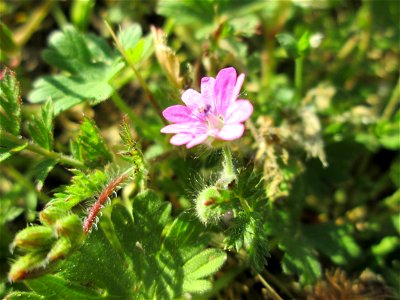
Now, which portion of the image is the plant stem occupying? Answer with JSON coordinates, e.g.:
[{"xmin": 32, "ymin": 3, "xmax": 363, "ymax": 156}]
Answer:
[
  {"xmin": 222, "ymin": 146, "xmax": 235, "ymax": 178},
  {"xmin": 104, "ymin": 21, "xmax": 167, "ymax": 125},
  {"xmin": 295, "ymin": 56, "xmax": 304, "ymax": 103},
  {"xmin": 2, "ymin": 132, "xmax": 86, "ymax": 169},
  {"xmin": 257, "ymin": 273, "xmax": 284, "ymax": 300},
  {"xmin": 382, "ymin": 77, "xmax": 399, "ymax": 120}
]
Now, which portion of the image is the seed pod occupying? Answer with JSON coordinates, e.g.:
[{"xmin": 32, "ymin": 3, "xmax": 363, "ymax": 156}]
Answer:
[
  {"xmin": 8, "ymin": 251, "xmax": 48, "ymax": 282},
  {"xmin": 195, "ymin": 187, "xmax": 229, "ymax": 225},
  {"xmin": 11, "ymin": 226, "xmax": 55, "ymax": 253},
  {"xmin": 47, "ymin": 237, "xmax": 72, "ymax": 262}
]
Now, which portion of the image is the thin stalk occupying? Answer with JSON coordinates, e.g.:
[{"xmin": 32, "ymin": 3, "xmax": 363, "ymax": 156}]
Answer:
[
  {"xmin": 222, "ymin": 146, "xmax": 234, "ymax": 178},
  {"xmin": 2, "ymin": 132, "xmax": 86, "ymax": 169},
  {"xmin": 382, "ymin": 77, "xmax": 399, "ymax": 120},
  {"xmin": 104, "ymin": 21, "xmax": 166, "ymax": 124},
  {"xmin": 263, "ymin": 270, "xmax": 296, "ymax": 299},
  {"xmin": 257, "ymin": 273, "xmax": 284, "ymax": 300},
  {"xmin": 295, "ymin": 56, "xmax": 304, "ymax": 104}
]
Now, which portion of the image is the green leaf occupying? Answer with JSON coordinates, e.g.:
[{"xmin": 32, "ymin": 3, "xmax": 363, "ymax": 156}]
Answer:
[
  {"xmin": 279, "ymin": 236, "xmax": 321, "ymax": 285},
  {"xmin": 0, "ymin": 140, "xmax": 28, "ymax": 163},
  {"xmin": 0, "ymin": 68, "xmax": 21, "ymax": 135},
  {"xmin": 0, "ymin": 22, "xmax": 18, "ymax": 54},
  {"xmin": 304, "ymin": 223, "xmax": 361, "ymax": 266},
  {"xmin": 71, "ymin": 117, "xmax": 112, "ymax": 168},
  {"xmin": 276, "ymin": 31, "xmax": 311, "ymax": 59},
  {"xmin": 183, "ymin": 279, "xmax": 212, "ymax": 294},
  {"xmin": 276, "ymin": 33, "xmax": 298, "ymax": 58},
  {"xmin": 224, "ymin": 211, "xmax": 269, "ymax": 272},
  {"xmin": 376, "ymin": 112, "xmax": 400, "ymax": 150},
  {"xmin": 183, "ymin": 248, "xmax": 226, "ymax": 280},
  {"xmin": 5, "ymin": 291, "xmax": 44, "ymax": 300},
  {"xmin": 28, "ymin": 26, "xmax": 124, "ymax": 114},
  {"xmin": 118, "ymin": 24, "xmax": 142, "ymax": 50},
  {"xmin": 26, "ymin": 275, "xmax": 104, "ymax": 300},
  {"xmin": 27, "ymin": 100, "xmax": 54, "ymax": 150},
  {"xmin": 33, "ymin": 158, "xmax": 57, "ymax": 191}
]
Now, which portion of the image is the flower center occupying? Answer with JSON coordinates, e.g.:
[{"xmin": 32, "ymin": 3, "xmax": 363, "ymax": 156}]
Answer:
[{"xmin": 206, "ymin": 114, "xmax": 225, "ymax": 131}]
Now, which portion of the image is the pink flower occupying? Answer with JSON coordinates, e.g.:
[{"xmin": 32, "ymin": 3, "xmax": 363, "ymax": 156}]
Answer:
[{"xmin": 161, "ymin": 67, "xmax": 253, "ymax": 148}]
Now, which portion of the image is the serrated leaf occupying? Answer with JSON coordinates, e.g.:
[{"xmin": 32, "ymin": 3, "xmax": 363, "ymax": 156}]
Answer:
[
  {"xmin": 33, "ymin": 158, "xmax": 57, "ymax": 191},
  {"xmin": 27, "ymin": 100, "xmax": 54, "ymax": 150},
  {"xmin": 279, "ymin": 237, "xmax": 321, "ymax": 285},
  {"xmin": 183, "ymin": 248, "xmax": 226, "ymax": 280},
  {"xmin": 28, "ymin": 26, "xmax": 123, "ymax": 114},
  {"xmin": 71, "ymin": 118, "xmax": 112, "ymax": 168},
  {"xmin": 224, "ymin": 212, "xmax": 269, "ymax": 272},
  {"xmin": 0, "ymin": 68, "xmax": 21, "ymax": 135}
]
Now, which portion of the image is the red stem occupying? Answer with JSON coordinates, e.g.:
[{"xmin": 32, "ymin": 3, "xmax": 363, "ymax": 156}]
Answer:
[{"xmin": 83, "ymin": 173, "xmax": 129, "ymax": 234}]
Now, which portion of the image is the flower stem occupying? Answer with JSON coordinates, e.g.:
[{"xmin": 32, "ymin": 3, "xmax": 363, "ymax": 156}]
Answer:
[
  {"xmin": 216, "ymin": 146, "xmax": 237, "ymax": 189},
  {"xmin": 295, "ymin": 56, "xmax": 304, "ymax": 103},
  {"xmin": 222, "ymin": 146, "xmax": 235, "ymax": 178},
  {"xmin": 2, "ymin": 132, "xmax": 86, "ymax": 169}
]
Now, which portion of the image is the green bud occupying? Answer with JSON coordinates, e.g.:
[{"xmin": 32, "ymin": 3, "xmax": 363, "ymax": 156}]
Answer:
[
  {"xmin": 8, "ymin": 251, "xmax": 48, "ymax": 282},
  {"xmin": 39, "ymin": 206, "xmax": 67, "ymax": 226},
  {"xmin": 47, "ymin": 237, "xmax": 72, "ymax": 262},
  {"xmin": 12, "ymin": 226, "xmax": 55, "ymax": 253},
  {"xmin": 55, "ymin": 214, "xmax": 84, "ymax": 245},
  {"xmin": 195, "ymin": 187, "xmax": 229, "ymax": 225}
]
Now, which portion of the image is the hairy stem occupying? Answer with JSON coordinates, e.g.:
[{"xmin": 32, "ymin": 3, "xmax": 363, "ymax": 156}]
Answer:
[
  {"xmin": 222, "ymin": 146, "xmax": 235, "ymax": 179},
  {"xmin": 2, "ymin": 132, "xmax": 85, "ymax": 169}
]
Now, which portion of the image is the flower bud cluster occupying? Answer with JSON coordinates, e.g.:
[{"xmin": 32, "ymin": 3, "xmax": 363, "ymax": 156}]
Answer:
[{"xmin": 9, "ymin": 214, "xmax": 84, "ymax": 282}]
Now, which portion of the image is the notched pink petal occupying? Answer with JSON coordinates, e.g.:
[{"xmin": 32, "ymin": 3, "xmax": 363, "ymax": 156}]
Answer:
[
  {"xmin": 181, "ymin": 89, "xmax": 202, "ymax": 109},
  {"xmin": 214, "ymin": 67, "xmax": 237, "ymax": 114},
  {"xmin": 170, "ymin": 134, "xmax": 192, "ymax": 146},
  {"xmin": 201, "ymin": 77, "xmax": 216, "ymax": 108},
  {"xmin": 161, "ymin": 123, "xmax": 207, "ymax": 134},
  {"xmin": 225, "ymin": 100, "xmax": 253, "ymax": 124},
  {"xmin": 186, "ymin": 133, "xmax": 209, "ymax": 149},
  {"xmin": 231, "ymin": 73, "xmax": 245, "ymax": 103},
  {"xmin": 217, "ymin": 124, "xmax": 245, "ymax": 141},
  {"xmin": 162, "ymin": 105, "xmax": 193, "ymax": 123}
]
